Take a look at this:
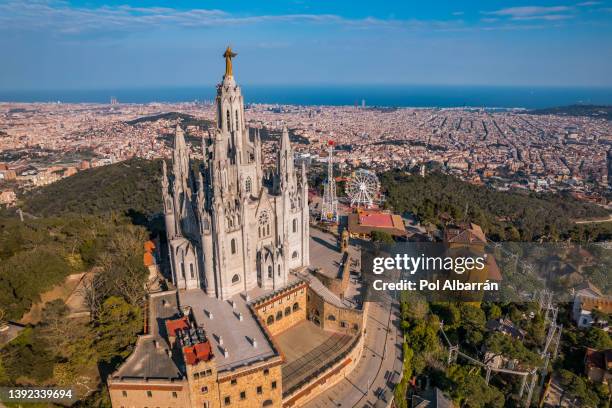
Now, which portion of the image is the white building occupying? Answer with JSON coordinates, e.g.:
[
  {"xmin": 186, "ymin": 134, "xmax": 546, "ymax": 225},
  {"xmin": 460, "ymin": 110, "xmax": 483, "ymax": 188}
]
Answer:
[
  {"xmin": 162, "ymin": 49, "xmax": 310, "ymax": 299},
  {"xmin": 572, "ymin": 282, "xmax": 611, "ymax": 330}
]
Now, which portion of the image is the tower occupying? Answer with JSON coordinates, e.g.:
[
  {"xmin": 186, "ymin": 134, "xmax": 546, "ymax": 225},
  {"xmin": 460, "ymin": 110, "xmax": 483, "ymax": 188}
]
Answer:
[
  {"xmin": 162, "ymin": 46, "xmax": 310, "ymax": 300},
  {"xmin": 321, "ymin": 140, "xmax": 339, "ymax": 223}
]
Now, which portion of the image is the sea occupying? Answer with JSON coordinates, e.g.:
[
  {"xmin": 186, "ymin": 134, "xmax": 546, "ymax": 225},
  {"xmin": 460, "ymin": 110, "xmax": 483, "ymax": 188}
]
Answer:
[{"xmin": 1, "ymin": 85, "xmax": 612, "ymax": 109}]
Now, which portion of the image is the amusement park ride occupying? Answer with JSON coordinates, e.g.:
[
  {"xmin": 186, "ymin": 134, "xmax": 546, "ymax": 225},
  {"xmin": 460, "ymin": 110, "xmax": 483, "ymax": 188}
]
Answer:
[
  {"xmin": 319, "ymin": 139, "xmax": 384, "ymax": 224},
  {"xmin": 320, "ymin": 140, "xmax": 339, "ymax": 223}
]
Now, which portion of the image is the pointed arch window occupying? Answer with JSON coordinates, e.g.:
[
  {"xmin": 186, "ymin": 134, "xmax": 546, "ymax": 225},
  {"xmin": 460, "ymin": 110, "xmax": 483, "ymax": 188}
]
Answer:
[
  {"xmin": 245, "ymin": 177, "xmax": 252, "ymax": 194},
  {"xmin": 258, "ymin": 211, "xmax": 270, "ymax": 237},
  {"xmin": 226, "ymin": 110, "xmax": 231, "ymax": 131},
  {"xmin": 235, "ymin": 109, "xmax": 239, "ymax": 130},
  {"xmin": 267, "ymin": 266, "xmax": 272, "ymax": 278},
  {"xmin": 232, "ymin": 274, "xmax": 240, "ymax": 284},
  {"xmin": 231, "ymin": 238, "xmax": 236, "ymax": 254},
  {"xmin": 292, "ymin": 219, "xmax": 297, "ymax": 233}
]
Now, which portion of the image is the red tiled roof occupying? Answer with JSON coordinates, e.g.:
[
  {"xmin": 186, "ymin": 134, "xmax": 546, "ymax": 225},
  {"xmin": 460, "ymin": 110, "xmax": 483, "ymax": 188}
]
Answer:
[
  {"xmin": 165, "ymin": 316, "xmax": 190, "ymax": 337},
  {"xmin": 359, "ymin": 212, "xmax": 394, "ymax": 228},
  {"xmin": 444, "ymin": 223, "xmax": 487, "ymax": 245},
  {"xmin": 144, "ymin": 240, "xmax": 156, "ymax": 252},
  {"xmin": 348, "ymin": 211, "xmax": 406, "ymax": 237},
  {"xmin": 143, "ymin": 252, "xmax": 155, "ymax": 267},
  {"xmin": 183, "ymin": 341, "xmax": 213, "ymax": 365}
]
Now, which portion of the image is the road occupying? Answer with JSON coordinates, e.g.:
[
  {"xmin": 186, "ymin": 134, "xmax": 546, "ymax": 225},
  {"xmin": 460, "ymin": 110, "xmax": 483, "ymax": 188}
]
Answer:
[
  {"xmin": 302, "ymin": 298, "xmax": 403, "ymax": 408},
  {"xmin": 574, "ymin": 214, "xmax": 612, "ymax": 224}
]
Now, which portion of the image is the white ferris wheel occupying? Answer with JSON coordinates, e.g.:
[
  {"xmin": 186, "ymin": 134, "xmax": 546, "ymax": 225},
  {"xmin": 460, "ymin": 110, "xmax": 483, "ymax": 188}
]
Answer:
[{"xmin": 346, "ymin": 169, "xmax": 380, "ymax": 208}]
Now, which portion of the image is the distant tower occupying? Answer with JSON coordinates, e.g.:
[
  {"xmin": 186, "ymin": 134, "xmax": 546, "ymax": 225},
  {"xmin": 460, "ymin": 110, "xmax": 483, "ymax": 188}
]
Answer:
[
  {"xmin": 361, "ymin": 99, "xmax": 366, "ymax": 109},
  {"xmin": 321, "ymin": 140, "xmax": 339, "ymax": 223}
]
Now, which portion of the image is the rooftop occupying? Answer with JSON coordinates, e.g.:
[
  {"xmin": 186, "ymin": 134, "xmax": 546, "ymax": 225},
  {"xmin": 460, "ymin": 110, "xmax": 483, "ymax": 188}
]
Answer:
[
  {"xmin": 112, "ymin": 292, "xmax": 184, "ymax": 381},
  {"xmin": 307, "ymin": 228, "xmax": 363, "ymax": 308},
  {"xmin": 179, "ymin": 289, "xmax": 278, "ymax": 372},
  {"xmin": 347, "ymin": 210, "xmax": 407, "ymax": 237}
]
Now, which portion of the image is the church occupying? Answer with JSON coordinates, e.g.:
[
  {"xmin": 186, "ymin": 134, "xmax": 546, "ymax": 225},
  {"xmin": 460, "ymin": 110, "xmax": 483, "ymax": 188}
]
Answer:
[
  {"xmin": 161, "ymin": 47, "xmax": 310, "ymax": 299},
  {"xmin": 108, "ymin": 48, "xmax": 368, "ymax": 408}
]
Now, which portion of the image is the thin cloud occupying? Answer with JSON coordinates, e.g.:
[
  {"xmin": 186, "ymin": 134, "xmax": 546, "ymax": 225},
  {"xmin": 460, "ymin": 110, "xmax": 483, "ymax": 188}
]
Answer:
[
  {"xmin": 576, "ymin": 1, "xmax": 601, "ymax": 6},
  {"xmin": 0, "ymin": 1, "xmax": 466, "ymax": 35},
  {"xmin": 482, "ymin": 6, "xmax": 574, "ymax": 21}
]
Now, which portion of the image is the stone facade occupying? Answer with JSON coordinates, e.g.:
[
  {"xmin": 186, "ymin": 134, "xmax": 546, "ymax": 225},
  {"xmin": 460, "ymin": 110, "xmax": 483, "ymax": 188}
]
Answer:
[
  {"xmin": 186, "ymin": 359, "xmax": 283, "ymax": 408},
  {"xmin": 109, "ymin": 379, "xmax": 191, "ymax": 408},
  {"xmin": 252, "ymin": 281, "xmax": 309, "ymax": 336},
  {"xmin": 307, "ymin": 287, "xmax": 364, "ymax": 336},
  {"xmin": 162, "ymin": 51, "xmax": 310, "ymax": 300}
]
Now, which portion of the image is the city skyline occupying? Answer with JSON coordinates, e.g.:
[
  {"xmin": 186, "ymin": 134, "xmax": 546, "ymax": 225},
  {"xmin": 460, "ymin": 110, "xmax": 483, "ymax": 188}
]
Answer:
[{"xmin": 1, "ymin": 0, "xmax": 612, "ymax": 91}]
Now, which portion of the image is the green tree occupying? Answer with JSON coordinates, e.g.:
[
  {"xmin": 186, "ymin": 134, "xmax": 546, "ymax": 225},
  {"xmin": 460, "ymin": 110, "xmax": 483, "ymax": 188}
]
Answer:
[
  {"xmin": 558, "ymin": 369, "xmax": 600, "ymax": 407},
  {"xmin": 1, "ymin": 327, "xmax": 55, "ymax": 383},
  {"xmin": 94, "ymin": 296, "xmax": 142, "ymax": 362},
  {"xmin": 486, "ymin": 304, "xmax": 502, "ymax": 320},
  {"xmin": 370, "ymin": 230, "xmax": 395, "ymax": 244},
  {"xmin": 584, "ymin": 327, "xmax": 612, "ymax": 349},
  {"xmin": 459, "ymin": 304, "xmax": 486, "ymax": 346},
  {"xmin": 449, "ymin": 365, "xmax": 504, "ymax": 408},
  {"xmin": 485, "ymin": 332, "xmax": 541, "ymax": 368},
  {"xmin": 431, "ymin": 302, "xmax": 461, "ymax": 330},
  {"xmin": 394, "ymin": 344, "xmax": 414, "ymax": 408}
]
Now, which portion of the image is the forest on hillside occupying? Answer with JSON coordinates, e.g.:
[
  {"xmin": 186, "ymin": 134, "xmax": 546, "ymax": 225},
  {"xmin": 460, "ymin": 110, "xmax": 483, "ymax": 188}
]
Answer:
[
  {"xmin": 0, "ymin": 158, "xmax": 166, "ymax": 405},
  {"xmin": 380, "ymin": 170, "xmax": 612, "ymax": 242},
  {"xmin": 21, "ymin": 158, "xmax": 164, "ymax": 219}
]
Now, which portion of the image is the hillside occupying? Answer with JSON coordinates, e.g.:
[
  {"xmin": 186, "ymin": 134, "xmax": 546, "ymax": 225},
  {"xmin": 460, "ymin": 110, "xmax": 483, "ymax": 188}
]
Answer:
[
  {"xmin": 380, "ymin": 170, "xmax": 611, "ymax": 242},
  {"xmin": 126, "ymin": 111, "xmax": 214, "ymax": 128},
  {"xmin": 527, "ymin": 104, "xmax": 612, "ymax": 120},
  {"xmin": 21, "ymin": 158, "xmax": 163, "ymax": 218},
  {"xmin": 0, "ymin": 159, "xmax": 157, "ymax": 399}
]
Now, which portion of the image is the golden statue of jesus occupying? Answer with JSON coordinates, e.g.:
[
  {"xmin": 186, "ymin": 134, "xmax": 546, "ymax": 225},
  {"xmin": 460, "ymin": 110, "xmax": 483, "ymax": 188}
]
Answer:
[{"xmin": 223, "ymin": 46, "xmax": 237, "ymax": 77}]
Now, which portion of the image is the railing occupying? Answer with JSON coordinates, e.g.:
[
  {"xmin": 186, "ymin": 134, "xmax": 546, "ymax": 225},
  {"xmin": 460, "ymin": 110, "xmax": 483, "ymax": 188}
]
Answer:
[
  {"xmin": 248, "ymin": 279, "xmax": 307, "ymax": 306},
  {"xmin": 282, "ymin": 332, "xmax": 362, "ymax": 398}
]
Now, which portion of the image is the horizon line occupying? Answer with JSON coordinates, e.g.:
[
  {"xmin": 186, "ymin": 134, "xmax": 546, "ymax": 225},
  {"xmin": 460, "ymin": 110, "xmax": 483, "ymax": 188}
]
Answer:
[{"xmin": 3, "ymin": 83, "xmax": 612, "ymax": 93}]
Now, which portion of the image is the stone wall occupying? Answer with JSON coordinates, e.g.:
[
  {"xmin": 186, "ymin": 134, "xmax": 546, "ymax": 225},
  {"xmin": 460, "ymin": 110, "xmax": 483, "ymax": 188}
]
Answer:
[
  {"xmin": 282, "ymin": 331, "xmax": 365, "ymax": 407},
  {"xmin": 186, "ymin": 358, "xmax": 220, "ymax": 408},
  {"xmin": 217, "ymin": 362, "xmax": 283, "ymax": 408},
  {"xmin": 252, "ymin": 281, "xmax": 308, "ymax": 336},
  {"xmin": 108, "ymin": 379, "xmax": 191, "ymax": 408},
  {"xmin": 307, "ymin": 287, "xmax": 365, "ymax": 336}
]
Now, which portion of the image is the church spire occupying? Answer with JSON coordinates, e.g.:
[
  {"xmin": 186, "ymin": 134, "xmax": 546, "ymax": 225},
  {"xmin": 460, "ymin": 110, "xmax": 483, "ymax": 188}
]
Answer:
[
  {"xmin": 280, "ymin": 126, "xmax": 291, "ymax": 153},
  {"xmin": 277, "ymin": 127, "xmax": 295, "ymax": 190},
  {"xmin": 172, "ymin": 124, "xmax": 192, "ymax": 200},
  {"xmin": 161, "ymin": 159, "xmax": 169, "ymax": 191}
]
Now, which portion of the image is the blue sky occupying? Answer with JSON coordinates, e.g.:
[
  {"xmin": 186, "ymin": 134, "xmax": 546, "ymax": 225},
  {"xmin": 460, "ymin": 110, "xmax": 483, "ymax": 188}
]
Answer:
[{"xmin": 1, "ymin": 0, "xmax": 611, "ymax": 90}]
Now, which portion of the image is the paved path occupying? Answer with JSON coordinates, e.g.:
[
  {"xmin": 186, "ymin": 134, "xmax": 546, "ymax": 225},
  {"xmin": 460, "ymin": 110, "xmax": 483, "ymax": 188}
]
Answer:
[
  {"xmin": 574, "ymin": 214, "xmax": 612, "ymax": 224},
  {"xmin": 302, "ymin": 299, "xmax": 403, "ymax": 408}
]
